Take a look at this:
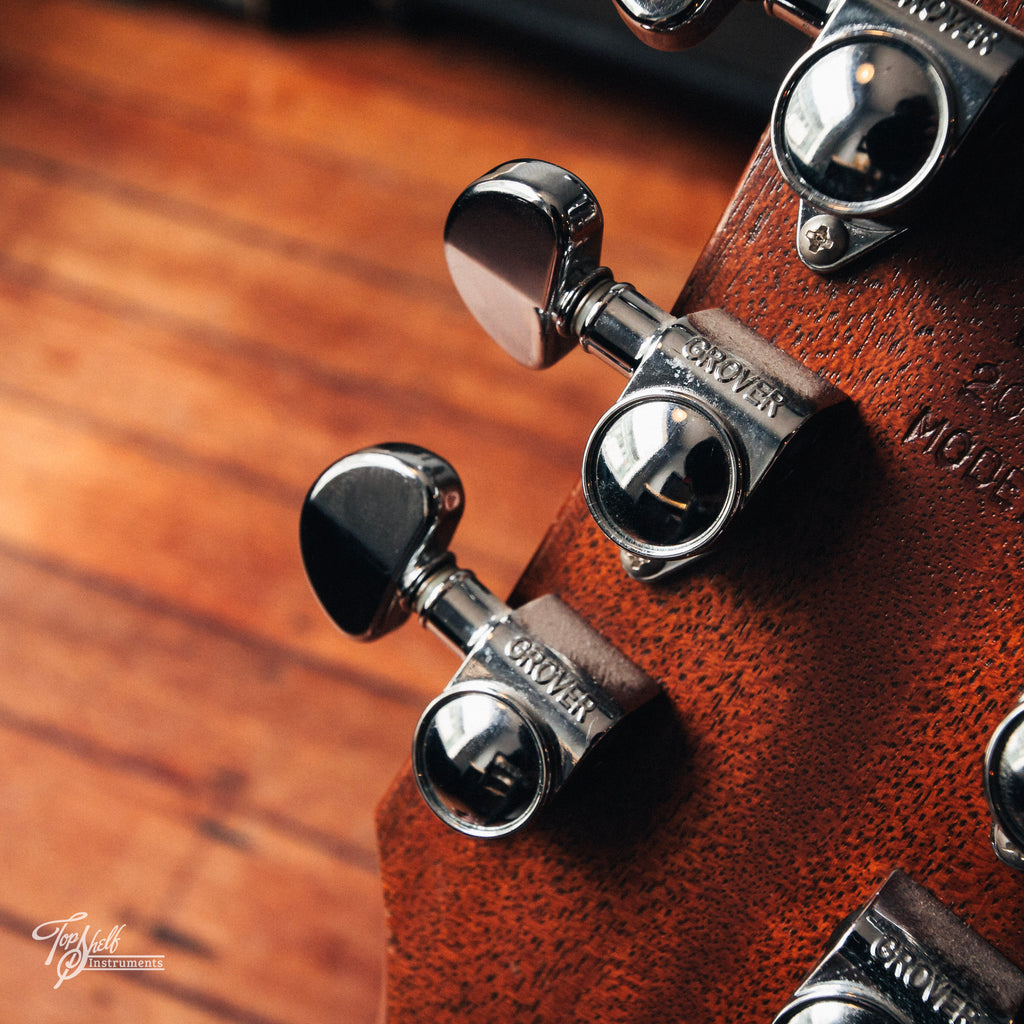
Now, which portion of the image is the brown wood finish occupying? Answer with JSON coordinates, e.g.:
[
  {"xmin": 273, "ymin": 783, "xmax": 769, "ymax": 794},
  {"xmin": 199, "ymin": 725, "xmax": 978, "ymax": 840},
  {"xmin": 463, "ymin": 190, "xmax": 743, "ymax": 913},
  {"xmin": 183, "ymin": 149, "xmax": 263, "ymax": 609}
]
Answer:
[
  {"xmin": 376, "ymin": 3, "xmax": 1024, "ymax": 1023},
  {"xmin": 0, "ymin": 0, "xmax": 754, "ymax": 1018}
]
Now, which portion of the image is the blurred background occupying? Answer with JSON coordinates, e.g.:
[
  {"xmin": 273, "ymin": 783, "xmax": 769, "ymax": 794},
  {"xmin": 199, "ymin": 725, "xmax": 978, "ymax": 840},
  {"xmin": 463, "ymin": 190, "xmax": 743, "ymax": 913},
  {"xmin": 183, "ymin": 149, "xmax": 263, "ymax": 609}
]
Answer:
[{"xmin": 0, "ymin": 0, "xmax": 802, "ymax": 1019}]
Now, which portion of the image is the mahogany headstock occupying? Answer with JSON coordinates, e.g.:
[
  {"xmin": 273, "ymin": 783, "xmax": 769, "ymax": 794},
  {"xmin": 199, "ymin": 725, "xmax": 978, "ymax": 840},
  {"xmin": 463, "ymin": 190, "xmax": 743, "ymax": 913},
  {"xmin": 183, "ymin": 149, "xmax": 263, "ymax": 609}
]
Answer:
[{"xmin": 370, "ymin": 1, "xmax": 1024, "ymax": 1019}]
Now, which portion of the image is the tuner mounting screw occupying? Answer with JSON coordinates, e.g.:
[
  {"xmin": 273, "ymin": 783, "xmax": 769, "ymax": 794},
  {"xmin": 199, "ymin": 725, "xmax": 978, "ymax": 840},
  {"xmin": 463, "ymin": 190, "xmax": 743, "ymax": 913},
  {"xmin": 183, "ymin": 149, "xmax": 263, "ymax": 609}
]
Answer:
[{"xmin": 798, "ymin": 214, "xmax": 849, "ymax": 268}]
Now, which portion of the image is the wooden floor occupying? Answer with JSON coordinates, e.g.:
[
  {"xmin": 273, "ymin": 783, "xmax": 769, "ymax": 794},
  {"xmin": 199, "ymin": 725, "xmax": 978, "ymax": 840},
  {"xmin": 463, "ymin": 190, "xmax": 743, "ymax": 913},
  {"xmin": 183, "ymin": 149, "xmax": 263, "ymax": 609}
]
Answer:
[{"xmin": 0, "ymin": 2, "xmax": 755, "ymax": 1019}]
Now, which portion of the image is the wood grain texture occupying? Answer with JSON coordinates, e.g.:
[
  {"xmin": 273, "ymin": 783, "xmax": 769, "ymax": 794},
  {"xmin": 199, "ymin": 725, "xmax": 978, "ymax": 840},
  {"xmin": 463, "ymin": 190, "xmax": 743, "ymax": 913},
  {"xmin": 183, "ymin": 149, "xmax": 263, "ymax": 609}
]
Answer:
[
  {"xmin": 0, "ymin": 1, "xmax": 753, "ymax": 1018},
  {"xmin": 377, "ymin": 1, "xmax": 1024, "ymax": 1021}
]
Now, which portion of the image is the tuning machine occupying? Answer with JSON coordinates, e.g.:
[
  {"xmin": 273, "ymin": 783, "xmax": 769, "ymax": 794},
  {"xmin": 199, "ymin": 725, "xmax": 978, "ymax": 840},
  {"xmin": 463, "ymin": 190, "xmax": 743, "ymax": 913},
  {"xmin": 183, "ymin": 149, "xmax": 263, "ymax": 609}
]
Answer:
[
  {"xmin": 445, "ymin": 159, "xmax": 846, "ymax": 581},
  {"xmin": 771, "ymin": 0, "xmax": 1024, "ymax": 270},
  {"xmin": 984, "ymin": 694, "xmax": 1024, "ymax": 869},
  {"xmin": 299, "ymin": 444, "xmax": 658, "ymax": 838},
  {"xmin": 774, "ymin": 872, "xmax": 1024, "ymax": 1024},
  {"xmin": 614, "ymin": 0, "xmax": 1024, "ymax": 271}
]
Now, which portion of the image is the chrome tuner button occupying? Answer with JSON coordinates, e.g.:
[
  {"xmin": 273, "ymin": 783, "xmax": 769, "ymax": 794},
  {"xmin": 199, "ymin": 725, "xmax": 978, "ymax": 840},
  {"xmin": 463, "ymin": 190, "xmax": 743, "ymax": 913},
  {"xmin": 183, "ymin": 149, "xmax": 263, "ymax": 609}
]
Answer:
[
  {"xmin": 300, "ymin": 444, "xmax": 658, "ymax": 837},
  {"xmin": 774, "ymin": 872, "xmax": 1024, "ymax": 1024},
  {"xmin": 300, "ymin": 443, "xmax": 464, "ymax": 642},
  {"xmin": 984, "ymin": 696, "xmax": 1024, "ymax": 868},
  {"xmin": 446, "ymin": 160, "xmax": 847, "ymax": 580},
  {"xmin": 767, "ymin": 0, "xmax": 1024, "ymax": 270},
  {"xmin": 612, "ymin": 0, "xmax": 742, "ymax": 50},
  {"xmin": 443, "ymin": 159, "xmax": 606, "ymax": 371}
]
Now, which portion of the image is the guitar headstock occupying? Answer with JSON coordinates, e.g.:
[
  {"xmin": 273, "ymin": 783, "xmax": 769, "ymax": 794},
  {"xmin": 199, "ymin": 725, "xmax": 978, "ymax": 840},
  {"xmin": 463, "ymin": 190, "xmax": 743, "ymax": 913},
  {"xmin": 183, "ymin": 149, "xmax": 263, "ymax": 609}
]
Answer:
[{"xmin": 365, "ymin": 0, "xmax": 1024, "ymax": 1018}]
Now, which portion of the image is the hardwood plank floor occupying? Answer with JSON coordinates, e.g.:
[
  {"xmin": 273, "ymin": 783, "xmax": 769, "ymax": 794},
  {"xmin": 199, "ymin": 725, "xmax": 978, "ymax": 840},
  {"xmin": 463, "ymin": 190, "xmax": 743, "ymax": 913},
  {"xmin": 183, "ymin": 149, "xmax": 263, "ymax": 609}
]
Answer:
[{"xmin": 0, "ymin": 1, "xmax": 756, "ymax": 1018}]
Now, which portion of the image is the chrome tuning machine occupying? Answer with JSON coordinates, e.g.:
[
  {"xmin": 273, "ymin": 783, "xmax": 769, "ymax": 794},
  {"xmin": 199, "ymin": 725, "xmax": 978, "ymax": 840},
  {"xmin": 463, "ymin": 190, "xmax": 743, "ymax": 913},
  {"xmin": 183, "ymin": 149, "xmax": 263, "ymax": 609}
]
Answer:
[
  {"xmin": 985, "ymin": 694, "xmax": 1024, "ymax": 869},
  {"xmin": 445, "ymin": 159, "xmax": 845, "ymax": 581},
  {"xmin": 774, "ymin": 872, "xmax": 1024, "ymax": 1024},
  {"xmin": 299, "ymin": 444, "xmax": 658, "ymax": 838},
  {"xmin": 614, "ymin": 0, "xmax": 1024, "ymax": 271},
  {"xmin": 770, "ymin": 0, "xmax": 1024, "ymax": 270}
]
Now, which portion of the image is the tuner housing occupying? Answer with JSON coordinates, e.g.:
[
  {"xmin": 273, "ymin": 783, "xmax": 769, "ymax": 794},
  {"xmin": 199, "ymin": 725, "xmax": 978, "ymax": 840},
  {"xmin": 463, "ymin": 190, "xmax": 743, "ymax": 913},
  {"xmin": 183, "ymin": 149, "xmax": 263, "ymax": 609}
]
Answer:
[
  {"xmin": 769, "ymin": 0, "xmax": 1024, "ymax": 269},
  {"xmin": 577, "ymin": 304, "xmax": 846, "ymax": 580},
  {"xmin": 984, "ymin": 694, "xmax": 1024, "ymax": 869},
  {"xmin": 412, "ymin": 594, "xmax": 637, "ymax": 838},
  {"xmin": 773, "ymin": 871, "xmax": 1024, "ymax": 1024}
]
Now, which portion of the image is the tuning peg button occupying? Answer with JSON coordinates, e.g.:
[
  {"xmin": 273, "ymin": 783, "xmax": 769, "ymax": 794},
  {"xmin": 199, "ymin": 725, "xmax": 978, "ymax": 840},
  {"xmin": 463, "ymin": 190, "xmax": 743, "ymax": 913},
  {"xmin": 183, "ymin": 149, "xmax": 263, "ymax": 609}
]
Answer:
[
  {"xmin": 300, "ymin": 444, "xmax": 464, "ymax": 642},
  {"xmin": 300, "ymin": 444, "xmax": 658, "ymax": 837},
  {"xmin": 444, "ymin": 159, "xmax": 608, "ymax": 370},
  {"xmin": 613, "ymin": 0, "xmax": 742, "ymax": 50}
]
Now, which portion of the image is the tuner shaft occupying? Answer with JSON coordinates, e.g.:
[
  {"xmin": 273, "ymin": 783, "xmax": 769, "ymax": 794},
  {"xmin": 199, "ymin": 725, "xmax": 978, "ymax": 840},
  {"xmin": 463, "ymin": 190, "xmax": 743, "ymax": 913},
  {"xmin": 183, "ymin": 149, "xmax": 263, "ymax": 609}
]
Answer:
[
  {"xmin": 573, "ymin": 280, "xmax": 670, "ymax": 376},
  {"xmin": 413, "ymin": 564, "xmax": 507, "ymax": 655}
]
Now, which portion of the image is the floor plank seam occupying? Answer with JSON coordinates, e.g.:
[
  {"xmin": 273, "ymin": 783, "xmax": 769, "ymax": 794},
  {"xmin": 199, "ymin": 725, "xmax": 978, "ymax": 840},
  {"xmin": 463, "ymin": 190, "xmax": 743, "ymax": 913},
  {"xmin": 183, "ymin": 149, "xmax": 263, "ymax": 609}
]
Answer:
[
  {"xmin": 0, "ymin": 251, "xmax": 565, "ymax": 461},
  {"xmin": 0, "ymin": 537, "xmax": 427, "ymax": 708}
]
